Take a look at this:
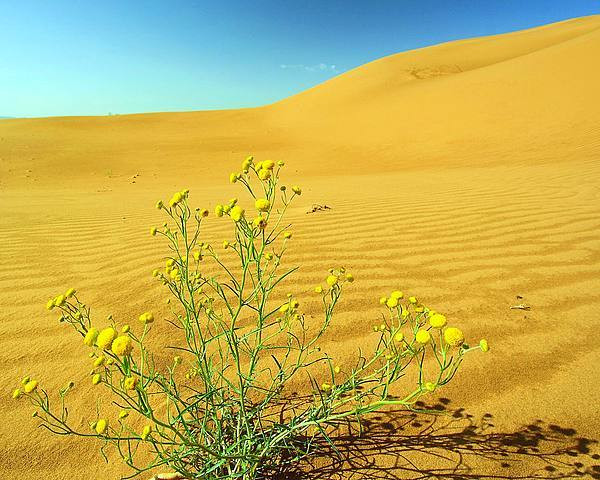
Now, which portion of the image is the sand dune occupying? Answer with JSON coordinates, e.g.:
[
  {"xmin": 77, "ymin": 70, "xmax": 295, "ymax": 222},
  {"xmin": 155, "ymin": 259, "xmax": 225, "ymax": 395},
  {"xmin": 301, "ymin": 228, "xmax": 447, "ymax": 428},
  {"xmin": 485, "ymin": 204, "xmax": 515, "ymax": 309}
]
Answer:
[{"xmin": 1, "ymin": 15, "xmax": 600, "ymax": 479}]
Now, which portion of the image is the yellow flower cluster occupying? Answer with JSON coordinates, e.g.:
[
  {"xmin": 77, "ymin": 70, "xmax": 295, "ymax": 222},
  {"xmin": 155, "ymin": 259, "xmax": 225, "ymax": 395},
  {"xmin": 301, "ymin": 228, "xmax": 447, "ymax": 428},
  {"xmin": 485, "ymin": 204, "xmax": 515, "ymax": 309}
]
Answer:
[
  {"xmin": 315, "ymin": 267, "xmax": 354, "ymax": 294},
  {"xmin": 429, "ymin": 313, "xmax": 447, "ymax": 328},
  {"xmin": 111, "ymin": 335, "xmax": 133, "ymax": 356},
  {"xmin": 255, "ymin": 198, "xmax": 270, "ymax": 212},
  {"xmin": 279, "ymin": 297, "xmax": 301, "ymax": 318},
  {"xmin": 46, "ymin": 288, "xmax": 76, "ymax": 310},
  {"xmin": 97, "ymin": 327, "xmax": 118, "ymax": 350},
  {"xmin": 444, "ymin": 327, "xmax": 464, "ymax": 347},
  {"xmin": 230, "ymin": 205, "xmax": 244, "ymax": 222},
  {"xmin": 95, "ymin": 418, "xmax": 108, "ymax": 435},
  {"xmin": 124, "ymin": 376, "xmax": 138, "ymax": 390},
  {"xmin": 383, "ymin": 290, "xmax": 404, "ymax": 309},
  {"xmin": 229, "ymin": 155, "xmax": 282, "ymax": 188},
  {"xmin": 13, "ymin": 377, "xmax": 39, "ymax": 400},
  {"xmin": 139, "ymin": 312, "xmax": 154, "ymax": 324},
  {"xmin": 168, "ymin": 189, "xmax": 189, "ymax": 208},
  {"xmin": 141, "ymin": 424, "xmax": 153, "ymax": 440},
  {"xmin": 84, "ymin": 327, "xmax": 99, "ymax": 347}
]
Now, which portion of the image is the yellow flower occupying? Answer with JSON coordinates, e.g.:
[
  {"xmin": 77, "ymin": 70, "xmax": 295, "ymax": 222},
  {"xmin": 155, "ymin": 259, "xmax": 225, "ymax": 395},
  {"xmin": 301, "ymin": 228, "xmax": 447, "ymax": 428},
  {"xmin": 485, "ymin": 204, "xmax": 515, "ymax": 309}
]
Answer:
[
  {"xmin": 152, "ymin": 269, "xmax": 159, "ymax": 277},
  {"xmin": 373, "ymin": 325, "xmax": 379, "ymax": 332},
  {"xmin": 390, "ymin": 290, "xmax": 403, "ymax": 299},
  {"xmin": 409, "ymin": 296, "xmax": 418, "ymax": 304},
  {"xmin": 93, "ymin": 356, "xmax": 105, "ymax": 367},
  {"xmin": 379, "ymin": 297, "xmax": 387, "ymax": 305},
  {"xmin": 429, "ymin": 313, "xmax": 447, "ymax": 328},
  {"xmin": 193, "ymin": 251, "xmax": 202, "ymax": 261},
  {"xmin": 170, "ymin": 268, "xmax": 180, "ymax": 280},
  {"xmin": 345, "ymin": 273, "xmax": 354, "ymax": 283},
  {"xmin": 279, "ymin": 304, "xmax": 289, "ymax": 314},
  {"xmin": 24, "ymin": 380, "xmax": 38, "ymax": 393},
  {"xmin": 21, "ymin": 376, "xmax": 30, "ymax": 385},
  {"xmin": 292, "ymin": 185, "xmax": 302, "ymax": 195},
  {"xmin": 124, "ymin": 376, "xmax": 138, "ymax": 390},
  {"xmin": 277, "ymin": 160, "xmax": 285, "ymax": 167},
  {"xmin": 230, "ymin": 205, "xmax": 245, "ymax": 222},
  {"xmin": 12, "ymin": 389, "xmax": 22, "ymax": 399},
  {"xmin": 83, "ymin": 328, "xmax": 99, "ymax": 347},
  {"xmin": 121, "ymin": 324, "xmax": 130, "ymax": 333},
  {"xmin": 97, "ymin": 327, "xmax": 118, "ymax": 350},
  {"xmin": 314, "ymin": 285, "xmax": 323, "ymax": 294},
  {"xmin": 169, "ymin": 192, "xmax": 183, "ymax": 207},
  {"xmin": 223, "ymin": 204, "xmax": 231, "ymax": 214},
  {"xmin": 92, "ymin": 374, "xmax": 102, "ymax": 385},
  {"xmin": 174, "ymin": 356, "xmax": 182, "ymax": 366},
  {"xmin": 334, "ymin": 365, "xmax": 341, "ymax": 374},
  {"xmin": 424, "ymin": 382, "xmax": 436, "ymax": 392},
  {"xmin": 255, "ymin": 198, "xmax": 270, "ymax": 212},
  {"xmin": 229, "ymin": 173, "xmax": 239, "ymax": 183},
  {"xmin": 65, "ymin": 288, "xmax": 76, "ymax": 298},
  {"xmin": 45, "ymin": 298, "xmax": 55, "ymax": 310},
  {"xmin": 415, "ymin": 306, "xmax": 425, "ymax": 313},
  {"xmin": 118, "ymin": 410, "xmax": 129, "ymax": 419},
  {"xmin": 223, "ymin": 240, "xmax": 230, "ymax": 249},
  {"xmin": 150, "ymin": 227, "xmax": 157, "ymax": 236},
  {"xmin": 379, "ymin": 323, "xmax": 386, "ymax": 331},
  {"xmin": 54, "ymin": 294, "xmax": 66, "ymax": 306},
  {"xmin": 258, "ymin": 168, "xmax": 271, "ymax": 180},
  {"xmin": 479, "ymin": 339, "xmax": 489, "ymax": 352},
  {"xmin": 166, "ymin": 259, "xmax": 175, "ymax": 268},
  {"xmin": 242, "ymin": 156, "xmax": 253, "ymax": 171},
  {"xmin": 200, "ymin": 208, "xmax": 209, "ymax": 217},
  {"xmin": 215, "ymin": 204, "xmax": 224, "ymax": 217},
  {"xmin": 265, "ymin": 252, "xmax": 274, "ymax": 260},
  {"xmin": 139, "ymin": 312, "xmax": 154, "ymax": 324},
  {"xmin": 95, "ymin": 418, "xmax": 108, "ymax": 435},
  {"xmin": 141, "ymin": 425, "xmax": 153, "ymax": 440},
  {"xmin": 386, "ymin": 296, "xmax": 399, "ymax": 308},
  {"xmin": 112, "ymin": 335, "xmax": 133, "ymax": 356},
  {"xmin": 326, "ymin": 275, "xmax": 338, "ymax": 287},
  {"xmin": 262, "ymin": 159, "xmax": 275, "ymax": 170},
  {"xmin": 394, "ymin": 331, "xmax": 404, "ymax": 342},
  {"xmin": 415, "ymin": 329, "xmax": 431, "ymax": 344},
  {"xmin": 320, "ymin": 383, "xmax": 332, "ymax": 392},
  {"xmin": 283, "ymin": 231, "xmax": 292, "ymax": 239},
  {"xmin": 444, "ymin": 327, "xmax": 465, "ymax": 347}
]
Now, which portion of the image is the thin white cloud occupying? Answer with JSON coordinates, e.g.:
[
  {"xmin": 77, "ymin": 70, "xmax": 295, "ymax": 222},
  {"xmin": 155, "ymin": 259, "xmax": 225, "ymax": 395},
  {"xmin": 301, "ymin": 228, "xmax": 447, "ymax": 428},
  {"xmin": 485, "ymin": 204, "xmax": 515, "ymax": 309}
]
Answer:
[{"xmin": 280, "ymin": 63, "xmax": 339, "ymax": 73}]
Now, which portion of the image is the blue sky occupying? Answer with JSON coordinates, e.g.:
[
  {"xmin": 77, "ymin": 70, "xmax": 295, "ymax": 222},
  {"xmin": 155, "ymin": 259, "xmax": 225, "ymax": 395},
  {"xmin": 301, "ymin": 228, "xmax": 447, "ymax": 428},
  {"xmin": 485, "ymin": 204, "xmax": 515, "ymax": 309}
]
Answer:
[{"xmin": 1, "ymin": 0, "xmax": 598, "ymax": 118}]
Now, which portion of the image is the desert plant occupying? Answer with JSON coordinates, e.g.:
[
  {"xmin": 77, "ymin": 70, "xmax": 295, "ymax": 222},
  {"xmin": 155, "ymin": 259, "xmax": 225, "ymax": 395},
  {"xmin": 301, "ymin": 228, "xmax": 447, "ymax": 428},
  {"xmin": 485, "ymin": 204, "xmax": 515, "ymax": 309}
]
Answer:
[{"xmin": 14, "ymin": 157, "xmax": 489, "ymax": 479}]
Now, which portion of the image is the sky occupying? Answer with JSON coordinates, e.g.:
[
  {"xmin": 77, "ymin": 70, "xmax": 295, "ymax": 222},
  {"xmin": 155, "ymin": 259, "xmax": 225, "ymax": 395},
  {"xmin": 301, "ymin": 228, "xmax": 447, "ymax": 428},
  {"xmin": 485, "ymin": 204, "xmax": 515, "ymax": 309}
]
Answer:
[{"xmin": 0, "ymin": 0, "xmax": 598, "ymax": 118}]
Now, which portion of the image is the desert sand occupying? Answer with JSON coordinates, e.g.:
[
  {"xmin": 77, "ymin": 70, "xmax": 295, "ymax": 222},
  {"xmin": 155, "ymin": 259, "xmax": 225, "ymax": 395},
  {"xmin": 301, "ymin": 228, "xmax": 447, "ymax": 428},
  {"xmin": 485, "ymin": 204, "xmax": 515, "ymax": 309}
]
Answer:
[{"xmin": 1, "ymin": 14, "xmax": 600, "ymax": 479}]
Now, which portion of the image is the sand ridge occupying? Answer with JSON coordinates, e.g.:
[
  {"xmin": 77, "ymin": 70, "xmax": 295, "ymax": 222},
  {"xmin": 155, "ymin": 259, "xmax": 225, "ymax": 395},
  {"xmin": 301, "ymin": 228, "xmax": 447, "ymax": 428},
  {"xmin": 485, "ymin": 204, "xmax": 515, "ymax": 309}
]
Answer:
[{"xmin": 1, "ymin": 14, "xmax": 600, "ymax": 479}]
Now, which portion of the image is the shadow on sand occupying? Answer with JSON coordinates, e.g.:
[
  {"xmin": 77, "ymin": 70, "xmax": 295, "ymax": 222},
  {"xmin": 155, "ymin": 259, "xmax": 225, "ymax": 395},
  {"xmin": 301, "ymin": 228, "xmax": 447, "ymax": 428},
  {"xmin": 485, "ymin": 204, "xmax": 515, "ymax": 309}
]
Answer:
[{"xmin": 270, "ymin": 398, "xmax": 600, "ymax": 480}]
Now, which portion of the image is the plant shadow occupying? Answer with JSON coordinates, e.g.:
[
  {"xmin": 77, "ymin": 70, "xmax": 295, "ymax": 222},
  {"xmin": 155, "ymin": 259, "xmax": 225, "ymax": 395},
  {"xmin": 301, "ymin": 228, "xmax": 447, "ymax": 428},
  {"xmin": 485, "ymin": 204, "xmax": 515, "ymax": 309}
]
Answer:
[{"xmin": 270, "ymin": 398, "xmax": 600, "ymax": 479}]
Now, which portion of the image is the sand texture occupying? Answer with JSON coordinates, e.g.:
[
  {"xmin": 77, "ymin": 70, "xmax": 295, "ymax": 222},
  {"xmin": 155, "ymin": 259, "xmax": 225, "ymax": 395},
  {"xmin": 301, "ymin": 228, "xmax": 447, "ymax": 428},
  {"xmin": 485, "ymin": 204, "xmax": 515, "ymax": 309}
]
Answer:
[{"xmin": 1, "ymin": 14, "xmax": 600, "ymax": 479}]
